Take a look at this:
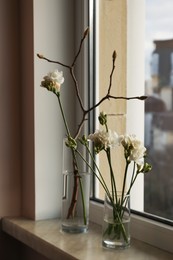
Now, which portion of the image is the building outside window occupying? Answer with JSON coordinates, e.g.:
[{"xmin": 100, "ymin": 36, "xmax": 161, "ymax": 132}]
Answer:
[{"xmin": 144, "ymin": 0, "xmax": 173, "ymax": 222}]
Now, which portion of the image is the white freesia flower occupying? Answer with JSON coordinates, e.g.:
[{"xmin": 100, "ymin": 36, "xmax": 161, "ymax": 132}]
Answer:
[
  {"xmin": 88, "ymin": 129, "xmax": 120, "ymax": 151},
  {"xmin": 106, "ymin": 129, "xmax": 121, "ymax": 148},
  {"xmin": 41, "ymin": 69, "xmax": 64, "ymax": 94},
  {"xmin": 121, "ymin": 134, "xmax": 146, "ymax": 165},
  {"xmin": 47, "ymin": 70, "xmax": 64, "ymax": 85}
]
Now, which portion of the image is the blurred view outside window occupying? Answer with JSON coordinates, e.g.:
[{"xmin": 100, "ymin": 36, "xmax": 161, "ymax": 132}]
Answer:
[
  {"xmin": 144, "ymin": 0, "xmax": 173, "ymax": 221},
  {"xmin": 92, "ymin": 0, "xmax": 173, "ymax": 222}
]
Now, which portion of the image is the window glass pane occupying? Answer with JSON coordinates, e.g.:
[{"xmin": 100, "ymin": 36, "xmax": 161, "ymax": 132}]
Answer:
[
  {"xmin": 90, "ymin": 0, "xmax": 173, "ymax": 224},
  {"xmin": 144, "ymin": 0, "xmax": 173, "ymax": 221}
]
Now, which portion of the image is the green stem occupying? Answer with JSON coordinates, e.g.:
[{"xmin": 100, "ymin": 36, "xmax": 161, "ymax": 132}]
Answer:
[
  {"xmin": 76, "ymin": 147, "xmax": 111, "ymax": 198},
  {"xmin": 56, "ymin": 94, "xmax": 87, "ymax": 225},
  {"xmin": 126, "ymin": 162, "xmax": 136, "ymax": 196},
  {"xmin": 104, "ymin": 198, "xmax": 129, "ymax": 244},
  {"xmin": 104, "ymin": 123, "xmax": 117, "ymax": 204},
  {"xmin": 78, "ymin": 143, "xmax": 128, "ymax": 242},
  {"xmin": 79, "ymin": 144, "xmax": 128, "ymax": 243},
  {"xmin": 57, "ymin": 94, "xmax": 71, "ymax": 137},
  {"xmin": 106, "ymin": 148, "xmax": 117, "ymax": 204},
  {"xmin": 78, "ymin": 173, "xmax": 87, "ymax": 225},
  {"xmin": 121, "ymin": 159, "xmax": 129, "ymax": 207}
]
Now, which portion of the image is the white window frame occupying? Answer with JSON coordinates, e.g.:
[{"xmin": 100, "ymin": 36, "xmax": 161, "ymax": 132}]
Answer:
[{"xmin": 88, "ymin": 0, "xmax": 173, "ymax": 254}]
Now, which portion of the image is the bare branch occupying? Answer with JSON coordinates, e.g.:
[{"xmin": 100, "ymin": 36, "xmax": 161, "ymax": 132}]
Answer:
[
  {"xmin": 108, "ymin": 51, "xmax": 116, "ymax": 95},
  {"xmin": 37, "ymin": 53, "xmax": 70, "ymax": 69},
  {"xmin": 74, "ymin": 114, "xmax": 88, "ymax": 139},
  {"xmin": 70, "ymin": 67, "xmax": 85, "ymax": 112},
  {"xmin": 38, "ymin": 28, "xmax": 147, "ymax": 141},
  {"xmin": 109, "ymin": 95, "xmax": 147, "ymax": 101},
  {"xmin": 71, "ymin": 27, "xmax": 89, "ymax": 67},
  {"xmin": 73, "ymin": 95, "xmax": 147, "ymax": 138},
  {"xmin": 86, "ymin": 95, "xmax": 147, "ymax": 115},
  {"xmin": 37, "ymin": 28, "xmax": 90, "ymax": 113}
]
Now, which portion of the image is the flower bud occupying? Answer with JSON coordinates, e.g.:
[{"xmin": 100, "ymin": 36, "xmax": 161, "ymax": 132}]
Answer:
[
  {"xmin": 79, "ymin": 135, "xmax": 88, "ymax": 146},
  {"xmin": 142, "ymin": 162, "xmax": 152, "ymax": 173},
  {"xmin": 98, "ymin": 111, "xmax": 107, "ymax": 125},
  {"xmin": 65, "ymin": 136, "xmax": 77, "ymax": 150},
  {"xmin": 84, "ymin": 27, "xmax": 89, "ymax": 38},
  {"xmin": 37, "ymin": 53, "xmax": 44, "ymax": 59},
  {"xmin": 112, "ymin": 50, "xmax": 116, "ymax": 60}
]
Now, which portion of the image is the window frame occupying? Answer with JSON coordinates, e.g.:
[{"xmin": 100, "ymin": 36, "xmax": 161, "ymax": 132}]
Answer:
[{"xmin": 88, "ymin": 0, "xmax": 173, "ymax": 253}]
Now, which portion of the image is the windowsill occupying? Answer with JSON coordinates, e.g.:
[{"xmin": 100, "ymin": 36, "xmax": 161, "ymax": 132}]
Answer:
[{"xmin": 2, "ymin": 217, "xmax": 173, "ymax": 260}]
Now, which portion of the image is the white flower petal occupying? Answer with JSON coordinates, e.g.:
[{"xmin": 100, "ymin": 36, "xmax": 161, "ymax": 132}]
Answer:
[
  {"xmin": 121, "ymin": 134, "xmax": 146, "ymax": 164},
  {"xmin": 88, "ymin": 129, "xmax": 120, "ymax": 149},
  {"xmin": 44, "ymin": 69, "xmax": 64, "ymax": 93}
]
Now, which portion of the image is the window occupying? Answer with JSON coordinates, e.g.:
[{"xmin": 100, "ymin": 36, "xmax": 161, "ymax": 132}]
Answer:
[
  {"xmin": 144, "ymin": 0, "xmax": 173, "ymax": 222},
  {"xmin": 89, "ymin": 0, "xmax": 173, "ymax": 253}
]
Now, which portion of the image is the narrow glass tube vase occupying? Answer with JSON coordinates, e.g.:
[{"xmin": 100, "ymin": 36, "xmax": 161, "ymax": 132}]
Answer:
[
  {"xmin": 102, "ymin": 192, "xmax": 130, "ymax": 249},
  {"xmin": 61, "ymin": 138, "xmax": 91, "ymax": 233}
]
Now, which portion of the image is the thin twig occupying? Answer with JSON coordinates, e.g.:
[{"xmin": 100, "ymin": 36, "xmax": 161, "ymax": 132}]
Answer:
[
  {"xmin": 85, "ymin": 95, "xmax": 147, "ymax": 114},
  {"xmin": 71, "ymin": 27, "xmax": 89, "ymax": 67},
  {"xmin": 37, "ymin": 54, "xmax": 70, "ymax": 69},
  {"xmin": 108, "ymin": 50, "xmax": 116, "ymax": 95},
  {"xmin": 74, "ymin": 113, "xmax": 88, "ymax": 139},
  {"xmin": 70, "ymin": 67, "xmax": 85, "ymax": 112}
]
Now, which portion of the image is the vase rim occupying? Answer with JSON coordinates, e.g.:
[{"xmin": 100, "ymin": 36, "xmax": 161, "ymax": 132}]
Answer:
[
  {"xmin": 63, "ymin": 171, "xmax": 91, "ymax": 176},
  {"xmin": 105, "ymin": 191, "xmax": 130, "ymax": 198}
]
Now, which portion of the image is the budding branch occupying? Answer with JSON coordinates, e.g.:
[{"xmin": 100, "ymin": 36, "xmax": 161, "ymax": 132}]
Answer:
[{"xmin": 37, "ymin": 27, "xmax": 147, "ymax": 139}]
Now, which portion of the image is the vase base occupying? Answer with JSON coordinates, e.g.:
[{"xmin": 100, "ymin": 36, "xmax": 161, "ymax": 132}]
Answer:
[
  {"xmin": 102, "ymin": 240, "xmax": 130, "ymax": 250},
  {"xmin": 61, "ymin": 224, "xmax": 88, "ymax": 234}
]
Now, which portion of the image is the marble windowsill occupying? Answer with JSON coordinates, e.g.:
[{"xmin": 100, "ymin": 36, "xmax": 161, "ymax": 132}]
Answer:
[{"xmin": 2, "ymin": 217, "xmax": 173, "ymax": 260}]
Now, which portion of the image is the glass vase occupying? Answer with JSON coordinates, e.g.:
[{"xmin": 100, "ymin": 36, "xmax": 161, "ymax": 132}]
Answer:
[
  {"xmin": 61, "ymin": 138, "xmax": 91, "ymax": 233},
  {"xmin": 102, "ymin": 192, "xmax": 130, "ymax": 249}
]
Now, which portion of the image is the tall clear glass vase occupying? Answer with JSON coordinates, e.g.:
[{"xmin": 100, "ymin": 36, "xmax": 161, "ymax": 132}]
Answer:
[
  {"xmin": 102, "ymin": 192, "xmax": 130, "ymax": 249},
  {"xmin": 61, "ymin": 138, "xmax": 91, "ymax": 233}
]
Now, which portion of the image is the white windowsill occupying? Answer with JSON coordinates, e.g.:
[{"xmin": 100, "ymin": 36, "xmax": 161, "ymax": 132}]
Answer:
[{"xmin": 2, "ymin": 217, "xmax": 173, "ymax": 260}]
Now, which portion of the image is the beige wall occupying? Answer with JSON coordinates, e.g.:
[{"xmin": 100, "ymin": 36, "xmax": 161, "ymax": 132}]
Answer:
[
  {"xmin": 98, "ymin": 0, "xmax": 127, "ymax": 198},
  {"xmin": 99, "ymin": 0, "xmax": 127, "ymax": 113}
]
